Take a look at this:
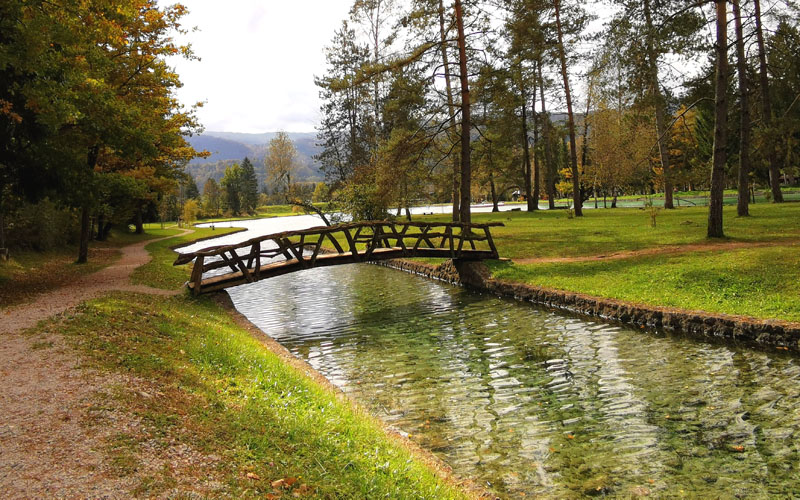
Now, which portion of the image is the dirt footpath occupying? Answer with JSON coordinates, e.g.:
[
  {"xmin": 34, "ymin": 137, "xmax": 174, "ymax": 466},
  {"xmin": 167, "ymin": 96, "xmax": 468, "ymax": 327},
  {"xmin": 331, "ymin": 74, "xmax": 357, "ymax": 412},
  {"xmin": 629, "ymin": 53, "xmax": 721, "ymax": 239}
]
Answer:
[
  {"xmin": 0, "ymin": 230, "xmax": 222, "ymax": 498},
  {"xmin": 0, "ymin": 231, "xmax": 190, "ymax": 335}
]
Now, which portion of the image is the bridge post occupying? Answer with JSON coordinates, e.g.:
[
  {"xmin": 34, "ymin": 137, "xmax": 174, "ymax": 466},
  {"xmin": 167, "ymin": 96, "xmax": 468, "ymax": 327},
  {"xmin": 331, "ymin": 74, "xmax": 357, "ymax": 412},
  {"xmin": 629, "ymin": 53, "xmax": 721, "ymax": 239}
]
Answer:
[
  {"xmin": 191, "ymin": 255, "xmax": 204, "ymax": 296},
  {"xmin": 484, "ymin": 226, "xmax": 498, "ymax": 258}
]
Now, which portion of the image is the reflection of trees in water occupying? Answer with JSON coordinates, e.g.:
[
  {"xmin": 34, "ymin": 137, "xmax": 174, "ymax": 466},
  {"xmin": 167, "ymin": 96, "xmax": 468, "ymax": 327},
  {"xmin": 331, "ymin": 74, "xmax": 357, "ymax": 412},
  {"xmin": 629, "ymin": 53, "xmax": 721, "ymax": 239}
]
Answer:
[{"xmin": 542, "ymin": 319, "xmax": 663, "ymax": 497}]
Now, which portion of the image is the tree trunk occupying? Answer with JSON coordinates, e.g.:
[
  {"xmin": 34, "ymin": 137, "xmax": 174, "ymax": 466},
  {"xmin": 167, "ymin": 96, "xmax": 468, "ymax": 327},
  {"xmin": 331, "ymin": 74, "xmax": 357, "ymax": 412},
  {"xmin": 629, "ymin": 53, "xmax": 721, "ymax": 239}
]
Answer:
[
  {"xmin": 732, "ymin": 0, "xmax": 751, "ymax": 216},
  {"xmin": 96, "ymin": 214, "xmax": 105, "ymax": 241},
  {"xmin": 134, "ymin": 209, "xmax": 144, "ymax": 234},
  {"xmin": 102, "ymin": 222, "xmax": 113, "ymax": 241},
  {"xmin": 77, "ymin": 207, "xmax": 90, "ymax": 264},
  {"xmin": 439, "ymin": 0, "xmax": 460, "ymax": 221},
  {"xmin": 538, "ymin": 59, "xmax": 556, "ymax": 209},
  {"xmin": 753, "ymin": 0, "xmax": 783, "ymax": 202},
  {"xmin": 520, "ymin": 77, "xmax": 534, "ymax": 211},
  {"xmin": 455, "ymin": 0, "xmax": 472, "ymax": 223},
  {"xmin": 489, "ymin": 170, "xmax": 499, "ymax": 212},
  {"xmin": 531, "ymin": 67, "xmax": 541, "ymax": 211},
  {"xmin": 77, "ymin": 146, "xmax": 99, "ymax": 264},
  {"xmin": 708, "ymin": 0, "xmax": 729, "ymax": 238},
  {"xmin": 372, "ymin": 2, "xmax": 381, "ymax": 135},
  {"xmin": 554, "ymin": 0, "xmax": 582, "ymax": 216},
  {"xmin": 643, "ymin": 0, "xmax": 674, "ymax": 209},
  {"xmin": 580, "ymin": 84, "xmax": 592, "ymax": 199}
]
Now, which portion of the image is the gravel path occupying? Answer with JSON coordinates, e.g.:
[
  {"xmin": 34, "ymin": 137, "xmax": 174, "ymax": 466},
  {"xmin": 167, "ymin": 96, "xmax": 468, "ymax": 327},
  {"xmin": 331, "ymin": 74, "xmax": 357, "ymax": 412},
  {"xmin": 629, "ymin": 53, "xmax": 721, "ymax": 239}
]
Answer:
[{"xmin": 0, "ymin": 229, "xmax": 222, "ymax": 498}]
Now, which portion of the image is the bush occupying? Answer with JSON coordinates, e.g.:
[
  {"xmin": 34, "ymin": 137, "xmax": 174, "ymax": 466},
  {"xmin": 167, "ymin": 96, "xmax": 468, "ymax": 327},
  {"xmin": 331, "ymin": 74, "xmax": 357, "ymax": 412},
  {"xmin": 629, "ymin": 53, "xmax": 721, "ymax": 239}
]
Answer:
[
  {"xmin": 6, "ymin": 199, "xmax": 80, "ymax": 250},
  {"xmin": 336, "ymin": 182, "xmax": 389, "ymax": 221},
  {"xmin": 182, "ymin": 199, "xmax": 199, "ymax": 226}
]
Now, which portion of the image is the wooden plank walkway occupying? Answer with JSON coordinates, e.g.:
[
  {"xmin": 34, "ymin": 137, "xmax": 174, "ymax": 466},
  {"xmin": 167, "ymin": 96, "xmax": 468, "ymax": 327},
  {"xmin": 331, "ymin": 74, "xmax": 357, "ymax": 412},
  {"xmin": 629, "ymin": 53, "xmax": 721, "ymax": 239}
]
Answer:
[{"xmin": 174, "ymin": 221, "xmax": 504, "ymax": 294}]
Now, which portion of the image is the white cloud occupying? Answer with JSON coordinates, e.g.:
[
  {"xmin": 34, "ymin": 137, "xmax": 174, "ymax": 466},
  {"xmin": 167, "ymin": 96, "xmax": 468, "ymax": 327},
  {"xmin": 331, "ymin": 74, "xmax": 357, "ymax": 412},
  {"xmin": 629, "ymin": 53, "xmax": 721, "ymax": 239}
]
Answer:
[{"xmin": 165, "ymin": 0, "xmax": 353, "ymax": 134}]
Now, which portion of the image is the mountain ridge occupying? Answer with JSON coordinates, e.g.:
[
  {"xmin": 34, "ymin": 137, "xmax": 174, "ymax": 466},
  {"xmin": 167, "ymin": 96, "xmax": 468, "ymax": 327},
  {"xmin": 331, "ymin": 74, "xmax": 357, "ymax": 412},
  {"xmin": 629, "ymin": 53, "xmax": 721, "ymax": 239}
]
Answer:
[{"xmin": 185, "ymin": 131, "xmax": 323, "ymax": 188}]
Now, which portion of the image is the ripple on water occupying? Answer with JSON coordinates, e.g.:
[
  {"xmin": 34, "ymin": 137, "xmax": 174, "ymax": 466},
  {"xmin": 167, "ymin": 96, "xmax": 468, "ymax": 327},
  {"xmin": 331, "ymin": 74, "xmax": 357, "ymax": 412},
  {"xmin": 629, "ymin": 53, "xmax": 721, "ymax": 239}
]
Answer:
[{"xmin": 226, "ymin": 264, "xmax": 800, "ymax": 499}]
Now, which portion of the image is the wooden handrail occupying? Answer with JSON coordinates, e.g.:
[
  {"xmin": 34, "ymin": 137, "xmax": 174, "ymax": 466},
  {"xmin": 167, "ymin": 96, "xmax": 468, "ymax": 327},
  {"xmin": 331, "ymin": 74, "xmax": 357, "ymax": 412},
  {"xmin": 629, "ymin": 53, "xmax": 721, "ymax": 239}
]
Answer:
[{"xmin": 175, "ymin": 221, "xmax": 504, "ymax": 264}]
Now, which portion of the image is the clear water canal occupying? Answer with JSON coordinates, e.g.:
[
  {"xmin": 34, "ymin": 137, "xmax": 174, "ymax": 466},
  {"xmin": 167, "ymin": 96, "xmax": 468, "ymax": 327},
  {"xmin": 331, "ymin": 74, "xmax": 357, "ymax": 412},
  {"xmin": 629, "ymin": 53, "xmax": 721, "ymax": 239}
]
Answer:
[{"xmin": 188, "ymin": 216, "xmax": 800, "ymax": 498}]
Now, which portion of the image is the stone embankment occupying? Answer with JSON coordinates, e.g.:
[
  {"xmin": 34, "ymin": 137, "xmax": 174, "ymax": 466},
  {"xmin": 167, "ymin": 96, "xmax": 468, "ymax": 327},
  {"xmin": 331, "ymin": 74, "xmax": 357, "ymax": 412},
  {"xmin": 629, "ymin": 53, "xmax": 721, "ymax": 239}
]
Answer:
[{"xmin": 373, "ymin": 259, "xmax": 800, "ymax": 354}]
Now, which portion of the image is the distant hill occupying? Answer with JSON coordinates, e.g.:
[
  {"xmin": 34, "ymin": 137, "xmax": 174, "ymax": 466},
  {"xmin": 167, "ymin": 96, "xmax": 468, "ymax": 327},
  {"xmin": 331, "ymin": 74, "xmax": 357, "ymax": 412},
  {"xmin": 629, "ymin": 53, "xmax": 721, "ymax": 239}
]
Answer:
[
  {"xmin": 183, "ymin": 117, "xmax": 576, "ymax": 189},
  {"xmin": 185, "ymin": 131, "xmax": 323, "ymax": 188},
  {"xmin": 188, "ymin": 135, "xmax": 252, "ymax": 162}
]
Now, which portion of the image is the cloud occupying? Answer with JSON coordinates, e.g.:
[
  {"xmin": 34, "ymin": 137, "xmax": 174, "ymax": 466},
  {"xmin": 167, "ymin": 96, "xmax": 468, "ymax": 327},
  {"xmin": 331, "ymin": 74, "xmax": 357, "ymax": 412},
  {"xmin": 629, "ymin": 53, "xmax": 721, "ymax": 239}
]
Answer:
[{"xmin": 165, "ymin": 0, "xmax": 352, "ymax": 133}]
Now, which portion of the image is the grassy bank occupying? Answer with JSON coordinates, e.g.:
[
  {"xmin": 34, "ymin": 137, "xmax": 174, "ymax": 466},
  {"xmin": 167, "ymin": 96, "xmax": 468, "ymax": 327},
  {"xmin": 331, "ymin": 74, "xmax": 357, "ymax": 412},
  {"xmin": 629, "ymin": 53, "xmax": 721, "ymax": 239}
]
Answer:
[
  {"xmin": 32, "ymin": 292, "xmax": 467, "ymax": 499},
  {"xmin": 489, "ymin": 242, "xmax": 800, "ymax": 322},
  {"xmin": 130, "ymin": 226, "xmax": 241, "ymax": 290},
  {"xmin": 410, "ymin": 203, "xmax": 800, "ymax": 323},
  {"xmin": 10, "ymin": 219, "xmax": 472, "ymax": 498}
]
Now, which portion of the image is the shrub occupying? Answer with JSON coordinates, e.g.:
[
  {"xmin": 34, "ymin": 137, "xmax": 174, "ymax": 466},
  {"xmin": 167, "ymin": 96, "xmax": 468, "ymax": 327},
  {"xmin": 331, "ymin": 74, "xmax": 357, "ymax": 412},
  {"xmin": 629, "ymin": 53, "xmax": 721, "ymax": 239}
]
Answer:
[{"xmin": 6, "ymin": 199, "xmax": 80, "ymax": 250}]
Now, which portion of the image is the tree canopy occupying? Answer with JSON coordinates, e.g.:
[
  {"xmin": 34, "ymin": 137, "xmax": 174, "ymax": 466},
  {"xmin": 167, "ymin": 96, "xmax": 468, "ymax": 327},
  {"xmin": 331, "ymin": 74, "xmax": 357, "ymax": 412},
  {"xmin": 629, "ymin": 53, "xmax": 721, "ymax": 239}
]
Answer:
[{"xmin": 1, "ymin": 0, "xmax": 202, "ymax": 259}]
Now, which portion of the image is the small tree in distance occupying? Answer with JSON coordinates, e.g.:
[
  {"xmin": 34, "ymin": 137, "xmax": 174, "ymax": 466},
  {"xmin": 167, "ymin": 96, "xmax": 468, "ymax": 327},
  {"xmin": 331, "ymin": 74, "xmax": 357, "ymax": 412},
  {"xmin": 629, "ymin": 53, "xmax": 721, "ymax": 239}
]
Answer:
[
  {"xmin": 312, "ymin": 182, "xmax": 330, "ymax": 203},
  {"xmin": 265, "ymin": 132, "xmax": 298, "ymax": 203},
  {"xmin": 202, "ymin": 178, "xmax": 221, "ymax": 217},
  {"xmin": 182, "ymin": 199, "xmax": 199, "ymax": 226},
  {"xmin": 221, "ymin": 164, "xmax": 243, "ymax": 216}
]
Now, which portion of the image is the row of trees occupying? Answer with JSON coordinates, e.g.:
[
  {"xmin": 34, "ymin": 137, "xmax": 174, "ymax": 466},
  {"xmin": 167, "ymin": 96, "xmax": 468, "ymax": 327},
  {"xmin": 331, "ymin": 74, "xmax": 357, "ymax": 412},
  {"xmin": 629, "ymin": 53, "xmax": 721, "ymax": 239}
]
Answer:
[
  {"xmin": 181, "ymin": 131, "xmax": 316, "ymax": 220},
  {"xmin": 315, "ymin": 0, "xmax": 799, "ymax": 236},
  {"xmin": 1, "ymin": 0, "xmax": 202, "ymax": 260},
  {"xmin": 186, "ymin": 133, "xmax": 303, "ymax": 219}
]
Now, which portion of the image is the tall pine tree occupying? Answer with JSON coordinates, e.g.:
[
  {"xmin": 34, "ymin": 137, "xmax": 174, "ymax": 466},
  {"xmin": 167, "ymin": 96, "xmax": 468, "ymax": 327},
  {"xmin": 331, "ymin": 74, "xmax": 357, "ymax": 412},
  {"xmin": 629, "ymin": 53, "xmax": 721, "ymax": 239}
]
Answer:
[{"xmin": 240, "ymin": 157, "xmax": 259, "ymax": 214}]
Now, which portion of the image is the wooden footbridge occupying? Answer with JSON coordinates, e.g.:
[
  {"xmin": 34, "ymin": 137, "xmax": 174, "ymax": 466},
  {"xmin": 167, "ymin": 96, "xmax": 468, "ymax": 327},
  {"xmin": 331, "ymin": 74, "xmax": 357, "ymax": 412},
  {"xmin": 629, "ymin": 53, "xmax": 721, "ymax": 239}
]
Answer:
[{"xmin": 174, "ymin": 221, "xmax": 503, "ymax": 295}]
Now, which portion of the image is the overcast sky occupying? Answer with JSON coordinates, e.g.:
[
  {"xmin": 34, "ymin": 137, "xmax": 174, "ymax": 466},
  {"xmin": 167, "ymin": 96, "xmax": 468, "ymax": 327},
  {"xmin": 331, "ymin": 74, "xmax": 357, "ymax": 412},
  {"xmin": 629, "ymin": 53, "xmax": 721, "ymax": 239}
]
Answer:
[{"xmin": 166, "ymin": 1, "xmax": 353, "ymax": 134}]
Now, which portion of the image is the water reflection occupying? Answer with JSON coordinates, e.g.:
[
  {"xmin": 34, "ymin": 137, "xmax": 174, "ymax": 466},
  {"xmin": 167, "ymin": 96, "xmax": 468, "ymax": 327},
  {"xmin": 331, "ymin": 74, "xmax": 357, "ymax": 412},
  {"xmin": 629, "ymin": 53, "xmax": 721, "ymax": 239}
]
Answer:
[{"xmin": 227, "ymin": 264, "xmax": 800, "ymax": 498}]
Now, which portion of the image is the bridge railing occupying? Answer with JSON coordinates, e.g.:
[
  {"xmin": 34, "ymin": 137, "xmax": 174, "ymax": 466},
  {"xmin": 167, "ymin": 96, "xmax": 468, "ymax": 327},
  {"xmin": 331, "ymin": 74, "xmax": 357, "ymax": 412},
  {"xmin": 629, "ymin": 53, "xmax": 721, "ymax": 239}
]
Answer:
[{"xmin": 174, "ymin": 221, "xmax": 504, "ymax": 294}]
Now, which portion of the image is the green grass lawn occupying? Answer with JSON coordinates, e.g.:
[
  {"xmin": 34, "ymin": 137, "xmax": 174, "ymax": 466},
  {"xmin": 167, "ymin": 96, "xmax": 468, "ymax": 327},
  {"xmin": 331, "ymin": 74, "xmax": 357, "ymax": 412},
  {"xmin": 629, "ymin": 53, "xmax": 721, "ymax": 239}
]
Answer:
[
  {"xmin": 197, "ymin": 203, "xmax": 331, "ymax": 224},
  {"xmin": 130, "ymin": 226, "xmax": 240, "ymax": 290},
  {"xmin": 407, "ymin": 202, "xmax": 800, "ymax": 323},
  {"xmin": 418, "ymin": 202, "xmax": 800, "ymax": 259},
  {"xmin": 489, "ymin": 242, "xmax": 800, "ymax": 322},
  {"xmin": 34, "ymin": 292, "xmax": 468, "ymax": 499}
]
